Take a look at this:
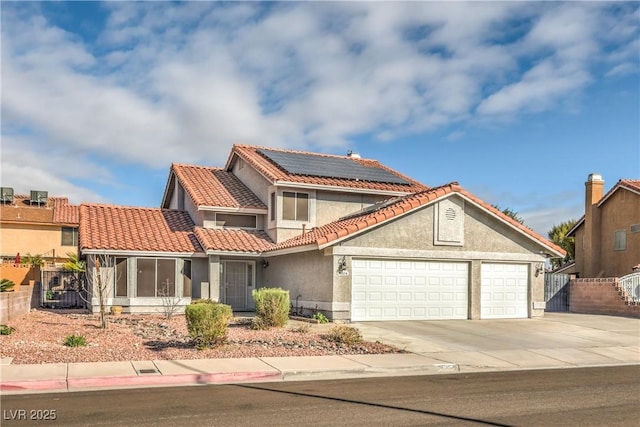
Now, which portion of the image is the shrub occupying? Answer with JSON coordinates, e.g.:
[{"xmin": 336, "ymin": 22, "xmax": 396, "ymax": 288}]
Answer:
[
  {"xmin": 324, "ymin": 325, "xmax": 362, "ymax": 345},
  {"xmin": 0, "ymin": 324, "xmax": 16, "ymax": 335},
  {"xmin": 313, "ymin": 312, "xmax": 329, "ymax": 324},
  {"xmin": 64, "ymin": 334, "xmax": 87, "ymax": 347},
  {"xmin": 252, "ymin": 288, "xmax": 290, "ymax": 328},
  {"xmin": 0, "ymin": 279, "xmax": 15, "ymax": 292},
  {"xmin": 185, "ymin": 300, "xmax": 232, "ymax": 349},
  {"xmin": 289, "ymin": 322, "xmax": 311, "ymax": 334}
]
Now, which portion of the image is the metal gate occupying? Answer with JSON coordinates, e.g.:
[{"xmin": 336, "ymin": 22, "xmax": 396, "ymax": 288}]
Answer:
[
  {"xmin": 41, "ymin": 269, "xmax": 88, "ymax": 309},
  {"xmin": 544, "ymin": 273, "xmax": 570, "ymax": 312}
]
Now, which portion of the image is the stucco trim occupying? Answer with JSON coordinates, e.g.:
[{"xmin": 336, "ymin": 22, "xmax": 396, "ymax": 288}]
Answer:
[
  {"xmin": 197, "ymin": 206, "xmax": 268, "ymax": 214},
  {"xmin": 328, "ymin": 246, "xmax": 547, "ymax": 262},
  {"xmin": 263, "ymin": 244, "xmax": 318, "ymax": 257},
  {"xmin": 82, "ymin": 250, "xmax": 206, "ymax": 258},
  {"xmin": 205, "ymin": 250, "xmax": 263, "ymax": 256},
  {"xmin": 274, "ymin": 181, "xmax": 412, "ymax": 197}
]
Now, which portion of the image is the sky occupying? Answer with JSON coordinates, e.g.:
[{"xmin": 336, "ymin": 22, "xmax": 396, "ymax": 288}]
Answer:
[{"xmin": 1, "ymin": 1, "xmax": 639, "ymax": 236}]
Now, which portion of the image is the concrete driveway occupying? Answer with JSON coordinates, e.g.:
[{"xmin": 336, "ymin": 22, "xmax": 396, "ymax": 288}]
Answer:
[{"xmin": 351, "ymin": 313, "xmax": 640, "ymax": 370}]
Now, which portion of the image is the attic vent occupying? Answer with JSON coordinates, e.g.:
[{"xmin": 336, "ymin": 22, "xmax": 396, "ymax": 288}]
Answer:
[
  {"xmin": 30, "ymin": 190, "xmax": 48, "ymax": 206},
  {"xmin": 0, "ymin": 187, "xmax": 14, "ymax": 204},
  {"xmin": 445, "ymin": 207, "xmax": 456, "ymax": 220}
]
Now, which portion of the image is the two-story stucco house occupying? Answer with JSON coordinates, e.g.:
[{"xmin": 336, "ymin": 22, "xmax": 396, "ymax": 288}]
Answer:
[
  {"xmin": 80, "ymin": 145, "xmax": 565, "ymax": 320},
  {"xmin": 0, "ymin": 190, "xmax": 79, "ymax": 264},
  {"xmin": 566, "ymin": 174, "xmax": 640, "ymax": 278}
]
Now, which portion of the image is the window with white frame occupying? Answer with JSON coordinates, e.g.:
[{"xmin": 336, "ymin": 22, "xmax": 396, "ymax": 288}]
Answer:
[
  {"xmin": 614, "ymin": 230, "xmax": 626, "ymax": 251},
  {"xmin": 282, "ymin": 191, "xmax": 309, "ymax": 221}
]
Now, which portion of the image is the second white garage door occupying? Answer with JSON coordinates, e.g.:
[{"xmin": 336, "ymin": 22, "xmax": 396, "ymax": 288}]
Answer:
[
  {"xmin": 351, "ymin": 259, "xmax": 469, "ymax": 321},
  {"xmin": 481, "ymin": 263, "xmax": 528, "ymax": 319}
]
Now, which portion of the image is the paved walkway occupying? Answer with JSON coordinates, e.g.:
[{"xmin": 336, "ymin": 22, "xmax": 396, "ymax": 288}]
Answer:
[{"xmin": 1, "ymin": 313, "xmax": 638, "ymax": 395}]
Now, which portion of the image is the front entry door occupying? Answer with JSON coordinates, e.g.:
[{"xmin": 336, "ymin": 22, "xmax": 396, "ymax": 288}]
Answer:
[{"xmin": 222, "ymin": 261, "xmax": 254, "ymax": 310}]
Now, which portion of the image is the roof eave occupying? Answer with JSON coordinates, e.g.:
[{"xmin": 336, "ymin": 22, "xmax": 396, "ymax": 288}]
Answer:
[
  {"xmin": 81, "ymin": 249, "xmax": 206, "ymax": 257},
  {"xmin": 198, "ymin": 206, "xmax": 268, "ymax": 214},
  {"xmin": 274, "ymin": 181, "xmax": 415, "ymax": 196}
]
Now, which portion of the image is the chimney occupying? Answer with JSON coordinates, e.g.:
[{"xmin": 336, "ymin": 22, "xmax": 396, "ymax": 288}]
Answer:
[
  {"xmin": 583, "ymin": 173, "xmax": 604, "ymax": 277},
  {"xmin": 585, "ymin": 173, "xmax": 604, "ymax": 210}
]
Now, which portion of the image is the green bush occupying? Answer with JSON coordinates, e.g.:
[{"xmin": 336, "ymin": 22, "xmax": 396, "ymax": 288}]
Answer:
[
  {"xmin": 0, "ymin": 279, "xmax": 15, "ymax": 292},
  {"xmin": 0, "ymin": 324, "xmax": 16, "ymax": 335},
  {"xmin": 185, "ymin": 300, "xmax": 232, "ymax": 349},
  {"xmin": 313, "ymin": 312, "xmax": 329, "ymax": 324},
  {"xmin": 324, "ymin": 325, "xmax": 362, "ymax": 345},
  {"xmin": 64, "ymin": 334, "xmax": 87, "ymax": 347},
  {"xmin": 252, "ymin": 287, "xmax": 290, "ymax": 328}
]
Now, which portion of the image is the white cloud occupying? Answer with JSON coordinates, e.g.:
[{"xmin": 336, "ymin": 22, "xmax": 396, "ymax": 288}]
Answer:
[{"xmin": 1, "ymin": 2, "xmax": 638, "ymax": 203}]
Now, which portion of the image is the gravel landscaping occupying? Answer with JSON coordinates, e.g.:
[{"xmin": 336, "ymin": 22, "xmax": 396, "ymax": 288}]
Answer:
[{"xmin": 0, "ymin": 309, "xmax": 403, "ymax": 364}]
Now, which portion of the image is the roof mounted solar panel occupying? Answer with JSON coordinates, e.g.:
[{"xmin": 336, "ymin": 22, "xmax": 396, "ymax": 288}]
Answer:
[{"xmin": 258, "ymin": 149, "xmax": 411, "ymax": 185}]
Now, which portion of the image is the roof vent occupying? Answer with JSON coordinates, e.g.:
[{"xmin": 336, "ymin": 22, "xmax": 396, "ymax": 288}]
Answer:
[
  {"xmin": 0, "ymin": 187, "xmax": 14, "ymax": 204},
  {"xmin": 30, "ymin": 190, "xmax": 48, "ymax": 206},
  {"xmin": 346, "ymin": 150, "xmax": 361, "ymax": 159}
]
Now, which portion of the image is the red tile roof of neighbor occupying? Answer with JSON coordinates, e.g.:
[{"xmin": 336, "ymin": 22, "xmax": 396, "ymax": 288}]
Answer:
[
  {"xmin": 80, "ymin": 204, "xmax": 203, "ymax": 253},
  {"xmin": 618, "ymin": 179, "xmax": 640, "ymax": 193},
  {"xmin": 171, "ymin": 163, "xmax": 267, "ymax": 209},
  {"xmin": 0, "ymin": 195, "xmax": 79, "ymax": 226},
  {"xmin": 195, "ymin": 228, "xmax": 274, "ymax": 253},
  {"xmin": 52, "ymin": 198, "xmax": 79, "ymax": 225},
  {"xmin": 271, "ymin": 182, "xmax": 566, "ymax": 256},
  {"xmin": 228, "ymin": 144, "xmax": 429, "ymax": 194}
]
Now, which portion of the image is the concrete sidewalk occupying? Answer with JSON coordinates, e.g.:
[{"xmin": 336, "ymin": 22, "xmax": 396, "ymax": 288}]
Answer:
[{"xmin": 1, "ymin": 313, "xmax": 638, "ymax": 395}]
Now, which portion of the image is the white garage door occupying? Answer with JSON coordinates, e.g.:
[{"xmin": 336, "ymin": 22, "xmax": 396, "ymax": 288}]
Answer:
[
  {"xmin": 481, "ymin": 263, "xmax": 528, "ymax": 319},
  {"xmin": 351, "ymin": 259, "xmax": 468, "ymax": 321}
]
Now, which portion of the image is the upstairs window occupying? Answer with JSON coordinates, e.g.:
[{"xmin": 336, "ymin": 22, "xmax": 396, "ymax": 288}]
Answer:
[
  {"xmin": 215, "ymin": 213, "xmax": 257, "ymax": 228},
  {"xmin": 614, "ymin": 230, "xmax": 626, "ymax": 251},
  {"xmin": 270, "ymin": 192, "xmax": 276, "ymax": 221},
  {"xmin": 283, "ymin": 192, "xmax": 309, "ymax": 221},
  {"xmin": 61, "ymin": 227, "xmax": 78, "ymax": 246}
]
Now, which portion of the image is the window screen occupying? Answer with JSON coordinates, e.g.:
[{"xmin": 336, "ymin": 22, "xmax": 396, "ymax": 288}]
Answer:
[
  {"xmin": 183, "ymin": 260, "xmax": 192, "ymax": 298},
  {"xmin": 61, "ymin": 227, "xmax": 78, "ymax": 246},
  {"xmin": 115, "ymin": 258, "xmax": 127, "ymax": 297},
  {"xmin": 283, "ymin": 192, "xmax": 308, "ymax": 221},
  {"xmin": 614, "ymin": 230, "xmax": 626, "ymax": 251},
  {"xmin": 137, "ymin": 259, "xmax": 156, "ymax": 297}
]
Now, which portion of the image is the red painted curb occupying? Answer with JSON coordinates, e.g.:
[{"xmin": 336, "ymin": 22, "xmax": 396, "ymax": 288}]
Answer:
[
  {"xmin": 1, "ymin": 371, "xmax": 283, "ymax": 394},
  {"xmin": 1, "ymin": 379, "xmax": 67, "ymax": 393}
]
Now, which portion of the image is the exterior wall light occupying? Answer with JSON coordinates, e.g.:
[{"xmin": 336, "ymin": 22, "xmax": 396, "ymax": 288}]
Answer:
[{"xmin": 261, "ymin": 259, "xmax": 269, "ymax": 269}]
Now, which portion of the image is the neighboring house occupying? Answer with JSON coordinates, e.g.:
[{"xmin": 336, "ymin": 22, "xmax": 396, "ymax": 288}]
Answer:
[
  {"xmin": 80, "ymin": 145, "xmax": 565, "ymax": 320},
  {"xmin": 0, "ymin": 189, "xmax": 79, "ymax": 264},
  {"xmin": 566, "ymin": 174, "xmax": 640, "ymax": 278}
]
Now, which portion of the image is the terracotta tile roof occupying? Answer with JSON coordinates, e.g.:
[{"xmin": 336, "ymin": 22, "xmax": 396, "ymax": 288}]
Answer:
[
  {"xmin": 194, "ymin": 228, "xmax": 275, "ymax": 253},
  {"xmin": 596, "ymin": 178, "xmax": 640, "ymax": 207},
  {"xmin": 271, "ymin": 183, "xmax": 566, "ymax": 257},
  {"xmin": 618, "ymin": 179, "xmax": 640, "ymax": 193},
  {"xmin": 171, "ymin": 163, "xmax": 267, "ymax": 210},
  {"xmin": 80, "ymin": 204, "xmax": 203, "ymax": 253},
  {"xmin": 228, "ymin": 145, "xmax": 429, "ymax": 194},
  {"xmin": 0, "ymin": 195, "xmax": 78, "ymax": 226},
  {"xmin": 52, "ymin": 198, "xmax": 79, "ymax": 225}
]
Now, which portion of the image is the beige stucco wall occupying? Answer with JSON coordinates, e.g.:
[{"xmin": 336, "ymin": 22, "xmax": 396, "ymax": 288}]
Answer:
[
  {"xmin": 262, "ymin": 250, "xmax": 334, "ymax": 314},
  {"xmin": 315, "ymin": 192, "xmax": 386, "ymax": 226},
  {"xmin": 1, "ymin": 223, "xmax": 77, "ymax": 260},
  {"xmin": 232, "ymin": 159, "xmax": 272, "ymax": 205}
]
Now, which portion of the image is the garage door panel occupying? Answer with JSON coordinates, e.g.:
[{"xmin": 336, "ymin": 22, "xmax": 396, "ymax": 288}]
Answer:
[
  {"xmin": 481, "ymin": 263, "xmax": 528, "ymax": 319},
  {"xmin": 352, "ymin": 259, "xmax": 468, "ymax": 321}
]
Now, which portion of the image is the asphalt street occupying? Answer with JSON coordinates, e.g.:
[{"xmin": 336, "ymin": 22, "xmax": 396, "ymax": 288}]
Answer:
[{"xmin": 2, "ymin": 366, "xmax": 639, "ymax": 427}]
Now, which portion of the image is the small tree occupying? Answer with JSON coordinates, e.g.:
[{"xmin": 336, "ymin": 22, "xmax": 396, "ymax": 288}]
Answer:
[
  {"xmin": 252, "ymin": 287, "xmax": 290, "ymax": 328},
  {"xmin": 158, "ymin": 278, "xmax": 182, "ymax": 319},
  {"xmin": 78, "ymin": 254, "xmax": 117, "ymax": 329}
]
